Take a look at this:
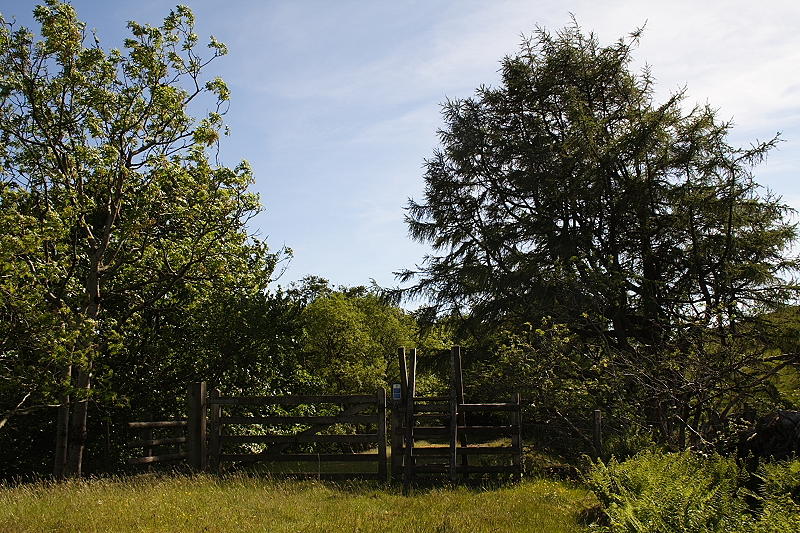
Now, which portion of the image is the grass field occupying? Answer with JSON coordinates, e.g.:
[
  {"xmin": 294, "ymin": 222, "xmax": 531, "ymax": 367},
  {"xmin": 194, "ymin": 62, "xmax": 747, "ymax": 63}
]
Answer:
[{"xmin": 0, "ymin": 474, "xmax": 597, "ymax": 532}]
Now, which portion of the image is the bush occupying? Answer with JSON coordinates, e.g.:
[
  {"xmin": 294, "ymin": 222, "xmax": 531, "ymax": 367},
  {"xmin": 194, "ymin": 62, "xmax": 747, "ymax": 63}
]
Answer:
[
  {"xmin": 587, "ymin": 451, "xmax": 800, "ymax": 532},
  {"xmin": 588, "ymin": 451, "xmax": 748, "ymax": 532}
]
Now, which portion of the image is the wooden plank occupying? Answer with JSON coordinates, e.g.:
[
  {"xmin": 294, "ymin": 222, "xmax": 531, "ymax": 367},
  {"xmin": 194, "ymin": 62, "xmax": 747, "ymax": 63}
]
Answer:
[
  {"xmin": 127, "ymin": 452, "xmax": 188, "ymax": 464},
  {"xmin": 452, "ymin": 345, "xmax": 468, "ymax": 472},
  {"xmin": 412, "ymin": 412, "xmax": 448, "ymax": 419},
  {"xmin": 219, "ymin": 415, "xmax": 376, "ymax": 425},
  {"xmin": 220, "ymin": 453, "xmax": 381, "ymax": 463},
  {"xmin": 209, "ymin": 394, "xmax": 374, "ymax": 406},
  {"xmin": 414, "ymin": 404, "xmax": 449, "ymax": 413},
  {"xmin": 265, "ymin": 402, "xmax": 373, "ymax": 456},
  {"xmin": 512, "ymin": 392, "xmax": 523, "ymax": 481},
  {"xmin": 377, "ymin": 388, "xmax": 387, "ymax": 482},
  {"xmin": 413, "ymin": 426, "xmax": 449, "ymax": 437},
  {"xmin": 413, "ymin": 396, "xmax": 449, "ymax": 401},
  {"xmin": 458, "ymin": 403, "xmax": 519, "ymax": 412},
  {"xmin": 449, "ymin": 396, "xmax": 457, "ymax": 481},
  {"xmin": 457, "ymin": 465, "xmax": 516, "ymax": 474},
  {"xmin": 128, "ymin": 437, "xmax": 187, "ymax": 447},
  {"xmin": 390, "ymin": 406, "xmax": 404, "ymax": 480},
  {"xmin": 188, "ymin": 381, "xmax": 207, "ymax": 471},
  {"xmin": 128, "ymin": 420, "xmax": 187, "ymax": 429},
  {"xmin": 209, "ymin": 388, "xmax": 221, "ymax": 474},
  {"xmin": 457, "ymin": 425, "xmax": 518, "ymax": 434},
  {"xmin": 408, "ymin": 464, "xmax": 516, "ymax": 474},
  {"xmin": 219, "ymin": 433, "xmax": 378, "ymax": 444},
  {"xmin": 409, "ymin": 446, "xmax": 518, "ymax": 456},
  {"xmin": 398, "ymin": 347, "xmax": 408, "ymax": 402},
  {"xmin": 404, "ymin": 348, "xmax": 417, "ymax": 492}
]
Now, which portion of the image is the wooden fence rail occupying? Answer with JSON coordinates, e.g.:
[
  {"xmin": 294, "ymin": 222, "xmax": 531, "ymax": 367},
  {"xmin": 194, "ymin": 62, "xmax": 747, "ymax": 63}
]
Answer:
[
  {"xmin": 205, "ymin": 387, "xmax": 387, "ymax": 480},
  {"xmin": 126, "ymin": 419, "xmax": 188, "ymax": 465}
]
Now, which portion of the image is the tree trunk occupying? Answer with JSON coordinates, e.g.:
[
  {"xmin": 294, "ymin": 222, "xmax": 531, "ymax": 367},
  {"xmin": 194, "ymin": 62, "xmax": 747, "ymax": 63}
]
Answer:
[
  {"xmin": 53, "ymin": 365, "xmax": 72, "ymax": 479},
  {"xmin": 65, "ymin": 364, "xmax": 90, "ymax": 476}
]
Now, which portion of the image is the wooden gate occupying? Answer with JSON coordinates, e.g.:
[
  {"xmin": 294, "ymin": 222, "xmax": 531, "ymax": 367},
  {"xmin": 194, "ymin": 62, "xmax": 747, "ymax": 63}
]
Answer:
[
  {"xmin": 127, "ymin": 345, "xmax": 523, "ymax": 485},
  {"xmin": 204, "ymin": 388, "xmax": 387, "ymax": 480},
  {"xmin": 391, "ymin": 347, "xmax": 523, "ymax": 488}
]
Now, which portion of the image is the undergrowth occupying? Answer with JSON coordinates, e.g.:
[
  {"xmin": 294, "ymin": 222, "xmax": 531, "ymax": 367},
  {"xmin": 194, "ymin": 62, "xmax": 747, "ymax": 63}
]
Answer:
[{"xmin": 588, "ymin": 450, "xmax": 800, "ymax": 533}]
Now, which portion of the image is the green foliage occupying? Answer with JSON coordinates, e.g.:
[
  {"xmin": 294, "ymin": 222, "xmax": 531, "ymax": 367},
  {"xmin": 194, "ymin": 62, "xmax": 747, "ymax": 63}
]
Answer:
[
  {"xmin": 296, "ymin": 278, "xmax": 418, "ymax": 393},
  {"xmin": 0, "ymin": 0, "xmax": 285, "ymax": 474},
  {"xmin": 588, "ymin": 451, "xmax": 800, "ymax": 533},
  {"xmin": 401, "ymin": 21, "xmax": 800, "ymax": 449}
]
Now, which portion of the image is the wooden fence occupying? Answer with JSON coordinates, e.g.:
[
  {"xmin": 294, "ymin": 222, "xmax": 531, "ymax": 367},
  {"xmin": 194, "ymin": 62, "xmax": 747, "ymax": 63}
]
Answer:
[
  {"xmin": 126, "ymin": 346, "xmax": 532, "ymax": 484},
  {"xmin": 391, "ymin": 347, "xmax": 523, "ymax": 487},
  {"xmin": 127, "ymin": 419, "xmax": 188, "ymax": 465},
  {"xmin": 205, "ymin": 387, "xmax": 387, "ymax": 480}
]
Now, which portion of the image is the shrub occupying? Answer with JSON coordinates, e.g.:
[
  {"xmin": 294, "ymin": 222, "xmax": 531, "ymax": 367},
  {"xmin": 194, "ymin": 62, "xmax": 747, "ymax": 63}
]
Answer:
[{"xmin": 588, "ymin": 451, "xmax": 800, "ymax": 532}]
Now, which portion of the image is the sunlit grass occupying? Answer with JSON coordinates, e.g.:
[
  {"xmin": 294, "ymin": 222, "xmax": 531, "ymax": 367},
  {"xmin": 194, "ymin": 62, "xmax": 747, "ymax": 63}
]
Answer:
[{"xmin": 0, "ymin": 474, "xmax": 596, "ymax": 532}]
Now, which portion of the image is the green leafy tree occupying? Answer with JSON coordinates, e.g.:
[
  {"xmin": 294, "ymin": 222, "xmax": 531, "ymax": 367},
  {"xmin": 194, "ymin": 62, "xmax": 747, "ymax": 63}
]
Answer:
[
  {"xmin": 401, "ymin": 23, "xmax": 799, "ymax": 444},
  {"xmin": 295, "ymin": 278, "xmax": 418, "ymax": 393},
  {"xmin": 0, "ymin": 1, "xmax": 278, "ymax": 476}
]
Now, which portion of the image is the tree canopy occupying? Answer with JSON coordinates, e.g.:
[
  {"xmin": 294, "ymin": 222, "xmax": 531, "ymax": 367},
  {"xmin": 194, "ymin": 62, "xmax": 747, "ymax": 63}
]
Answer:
[
  {"xmin": 0, "ymin": 0, "xmax": 278, "ymax": 475},
  {"xmin": 401, "ymin": 23, "xmax": 799, "ymax": 444}
]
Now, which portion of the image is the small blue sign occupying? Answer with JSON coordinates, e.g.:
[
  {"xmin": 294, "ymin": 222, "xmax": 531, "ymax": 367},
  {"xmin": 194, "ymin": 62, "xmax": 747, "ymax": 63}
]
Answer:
[{"xmin": 392, "ymin": 383, "xmax": 402, "ymax": 401}]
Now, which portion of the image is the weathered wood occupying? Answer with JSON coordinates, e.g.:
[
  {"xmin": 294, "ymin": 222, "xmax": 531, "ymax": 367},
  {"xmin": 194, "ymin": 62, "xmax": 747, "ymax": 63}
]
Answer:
[
  {"xmin": 128, "ymin": 420, "xmax": 187, "ymax": 429},
  {"xmin": 448, "ymin": 395, "xmax": 458, "ymax": 481},
  {"xmin": 377, "ymin": 387, "xmax": 387, "ymax": 482},
  {"xmin": 219, "ymin": 415, "xmax": 376, "ymax": 425},
  {"xmin": 512, "ymin": 393, "xmax": 523, "ymax": 481},
  {"xmin": 413, "ymin": 464, "xmax": 517, "ymax": 474},
  {"xmin": 413, "ymin": 396, "xmax": 449, "ymax": 401},
  {"xmin": 127, "ymin": 452, "xmax": 188, "ymax": 465},
  {"xmin": 128, "ymin": 436, "xmax": 187, "ymax": 448},
  {"xmin": 209, "ymin": 394, "xmax": 374, "ymax": 406},
  {"xmin": 412, "ymin": 426, "xmax": 449, "ymax": 437},
  {"xmin": 220, "ymin": 453, "xmax": 381, "ymax": 463},
  {"xmin": 413, "ymin": 404, "xmax": 449, "ymax": 413},
  {"xmin": 188, "ymin": 382, "xmax": 207, "ymax": 471},
  {"xmin": 398, "ymin": 347, "xmax": 408, "ymax": 402},
  {"xmin": 209, "ymin": 388, "xmax": 221, "ymax": 473},
  {"xmin": 458, "ymin": 403, "xmax": 519, "ymax": 412},
  {"xmin": 390, "ymin": 405, "xmax": 404, "ymax": 480},
  {"xmin": 457, "ymin": 425, "xmax": 518, "ymax": 434},
  {"xmin": 452, "ymin": 346, "xmax": 468, "ymax": 471},
  {"xmin": 265, "ymin": 402, "xmax": 373, "ymax": 456},
  {"xmin": 403, "ymin": 348, "xmax": 417, "ymax": 491},
  {"xmin": 412, "ymin": 412, "xmax": 449, "ymax": 419},
  {"xmin": 220, "ymin": 433, "xmax": 378, "ymax": 444},
  {"xmin": 406, "ymin": 446, "xmax": 518, "ymax": 456}
]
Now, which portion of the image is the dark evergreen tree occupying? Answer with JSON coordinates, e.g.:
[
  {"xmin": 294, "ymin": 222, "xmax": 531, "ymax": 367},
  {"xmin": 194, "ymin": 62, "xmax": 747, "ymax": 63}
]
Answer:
[{"xmin": 401, "ymin": 23, "xmax": 799, "ymax": 446}]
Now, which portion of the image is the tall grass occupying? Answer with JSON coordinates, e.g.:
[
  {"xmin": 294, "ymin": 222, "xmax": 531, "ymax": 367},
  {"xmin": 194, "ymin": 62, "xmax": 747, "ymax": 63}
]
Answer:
[{"xmin": 0, "ymin": 475, "xmax": 596, "ymax": 533}]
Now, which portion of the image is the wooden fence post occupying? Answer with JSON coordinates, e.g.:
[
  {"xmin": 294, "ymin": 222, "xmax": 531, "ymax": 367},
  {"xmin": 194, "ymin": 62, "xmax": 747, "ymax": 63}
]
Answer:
[
  {"xmin": 451, "ymin": 346, "xmax": 468, "ymax": 470},
  {"xmin": 593, "ymin": 409, "xmax": 603, "ymax": 458},
  {"xmin": 209, "ymin": 388, "xmax": 221, "ymax": 473},
  {"xmin": 188, "ymin": 382, "xmax": 207, "ymax": 471},
  {"xmin": 512, "ymin": 393, "xmax": 522, "ymax": 481},
  {"xmin": 403, "ymin": 348, "xmax": 417, "ymax": 493},
  {"xmin": 377, "ymin": 388, "xmax": 387, "ymax": 482}
]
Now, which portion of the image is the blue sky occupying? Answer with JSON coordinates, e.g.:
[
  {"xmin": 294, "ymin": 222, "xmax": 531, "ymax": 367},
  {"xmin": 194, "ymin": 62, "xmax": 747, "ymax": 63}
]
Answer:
[{"xmin": 3, "ymin": 1, "xmax": 799, "ymax": 295}]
